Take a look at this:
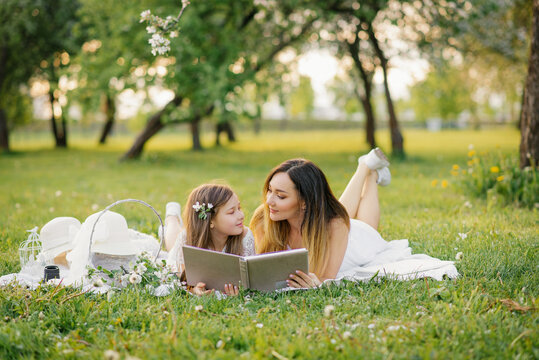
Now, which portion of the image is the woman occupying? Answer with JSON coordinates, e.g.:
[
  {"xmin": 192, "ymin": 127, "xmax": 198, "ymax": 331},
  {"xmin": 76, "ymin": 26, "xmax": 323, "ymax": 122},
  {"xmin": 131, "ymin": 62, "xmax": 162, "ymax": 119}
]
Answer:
[{"xmin": 250, "ymin": 148, "xmax": 392, "ymax": 288}]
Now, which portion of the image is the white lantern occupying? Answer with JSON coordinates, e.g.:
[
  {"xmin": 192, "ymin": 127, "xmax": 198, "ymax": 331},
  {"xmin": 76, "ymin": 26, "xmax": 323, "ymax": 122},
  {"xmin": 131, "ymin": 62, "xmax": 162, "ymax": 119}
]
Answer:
[{"xmin": 19, "ymin": 226, "xmax": 42, "ymax": 269}]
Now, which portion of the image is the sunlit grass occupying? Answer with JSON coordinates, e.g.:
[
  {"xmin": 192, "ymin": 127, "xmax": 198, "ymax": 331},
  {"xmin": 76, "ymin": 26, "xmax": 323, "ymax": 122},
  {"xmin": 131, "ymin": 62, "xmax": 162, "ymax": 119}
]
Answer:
[{"xmin": 1, "ymin": 127, "xmax": 536, "ymax": 359}]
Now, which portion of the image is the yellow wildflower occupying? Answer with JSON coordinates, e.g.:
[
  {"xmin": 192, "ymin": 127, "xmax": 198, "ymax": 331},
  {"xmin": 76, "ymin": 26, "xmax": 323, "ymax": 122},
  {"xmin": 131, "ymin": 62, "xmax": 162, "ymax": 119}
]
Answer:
[
  {"xmin": 452, "ymin": 164, "xmax": 460, "ymax": 170},
  {"xmin": 441, "ymin": 180, "xmax": 448, "ymax": 188},
  {"xmin": 496, "ymin": 175, "xmax": 504, "ymax": 182},
  {"xmin": 431, "ymin": 179, "xmax": 438, "ymax": 187},
  {"xmin": 468, "ymin": 150, "xmax": 476, "ymax": 157},
  {"xmin": 490, "ymin": 166, "xmax": 500, "ymax": 173},
  {"xmin": 467, "ymin": 160, "xmax": 474, "ymax": 167}
]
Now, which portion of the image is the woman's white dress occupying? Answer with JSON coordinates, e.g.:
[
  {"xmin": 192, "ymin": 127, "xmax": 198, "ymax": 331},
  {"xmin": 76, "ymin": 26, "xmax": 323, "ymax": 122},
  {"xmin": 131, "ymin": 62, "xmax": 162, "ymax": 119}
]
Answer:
[
  {"xmin": 166, "ymin": 228, "xmax": 256, "ymax": 272},
  {"xmin": 334, "ymin": 219, "xmax": 458, "ymax": 281}
]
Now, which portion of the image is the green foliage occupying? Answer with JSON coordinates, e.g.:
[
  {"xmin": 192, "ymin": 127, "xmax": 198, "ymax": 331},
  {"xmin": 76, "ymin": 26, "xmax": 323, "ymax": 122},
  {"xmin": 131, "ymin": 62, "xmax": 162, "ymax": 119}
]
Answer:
[
  {"xmin": 455, "ymin": 148, "xmax": 539, "ymax": 209},
  {"xmin": 289, "ymin": 75, "xmax": 314, "ymax": 119},
  {"xmin": 410, "ymin": 62, "xmax": 475, "ymax": 122},
  {"xmin": 0, "ymin": 128, "xmax": 537, "ymax": 358}
]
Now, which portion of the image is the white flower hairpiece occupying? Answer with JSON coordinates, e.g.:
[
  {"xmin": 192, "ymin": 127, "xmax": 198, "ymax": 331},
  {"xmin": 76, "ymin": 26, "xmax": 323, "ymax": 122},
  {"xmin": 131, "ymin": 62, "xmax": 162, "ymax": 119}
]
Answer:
[{"xmin": 192, "ymin": 202, "xmax": 213, "ymax": 220}]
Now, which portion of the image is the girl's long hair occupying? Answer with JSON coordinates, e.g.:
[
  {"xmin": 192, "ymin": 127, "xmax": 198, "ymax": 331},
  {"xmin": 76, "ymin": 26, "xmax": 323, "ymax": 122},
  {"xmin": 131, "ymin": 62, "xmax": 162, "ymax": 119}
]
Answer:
[
  {"xmin": 250, "ymin": 159, "xmax": 350, "ymax": 276},
  {"xmin": 184, "ymin": 184, "xmax": 243, "ymax": 256}
]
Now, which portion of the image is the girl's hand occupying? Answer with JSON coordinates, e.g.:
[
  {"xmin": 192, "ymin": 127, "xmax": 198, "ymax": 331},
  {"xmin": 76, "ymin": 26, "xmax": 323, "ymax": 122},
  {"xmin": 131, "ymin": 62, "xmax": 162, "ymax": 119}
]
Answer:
[
  {"xmin": 287, "ymin": 270, "xmax": 321, "ymax": 289},
  {"xmin": 192, "ymin": 282, "xmax": 213, "ymax": 296},
  {"xmin": 223, "ymin": 283, "xmax": 239, "ymax": 296}
]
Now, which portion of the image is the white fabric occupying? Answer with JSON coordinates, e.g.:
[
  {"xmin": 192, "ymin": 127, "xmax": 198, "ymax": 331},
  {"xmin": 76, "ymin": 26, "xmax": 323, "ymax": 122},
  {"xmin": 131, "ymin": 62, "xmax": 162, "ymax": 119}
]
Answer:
[
  {"xmin": 166, "ymin": 228, "xmax": 256, "ymax": 272},
  {"xmin": 333, "ymin": 219, "xmax": 458, "ymax": 282}
]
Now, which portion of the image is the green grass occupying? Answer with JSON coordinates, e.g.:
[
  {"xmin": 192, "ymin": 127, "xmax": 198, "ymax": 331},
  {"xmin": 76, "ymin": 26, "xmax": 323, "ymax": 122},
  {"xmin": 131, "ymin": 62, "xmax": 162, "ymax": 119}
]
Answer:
[{"xmin": 1, "ymin": 128, "xmax": 537, "ymax": 359}]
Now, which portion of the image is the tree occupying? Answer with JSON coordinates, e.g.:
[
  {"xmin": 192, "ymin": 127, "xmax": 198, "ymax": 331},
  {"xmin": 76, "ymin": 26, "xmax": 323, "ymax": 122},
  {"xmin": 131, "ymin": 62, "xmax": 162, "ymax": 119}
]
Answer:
[
  {"xmin": 0, "ymin": 0, "xmax": 49, "ymax": 152},
  {"xmin": 122, "ymin": 0, "xmax": 320, "ymax": 159},
  {"xmin": 520, "ymin": 0, "xmax": 539, "ymax": 168}
]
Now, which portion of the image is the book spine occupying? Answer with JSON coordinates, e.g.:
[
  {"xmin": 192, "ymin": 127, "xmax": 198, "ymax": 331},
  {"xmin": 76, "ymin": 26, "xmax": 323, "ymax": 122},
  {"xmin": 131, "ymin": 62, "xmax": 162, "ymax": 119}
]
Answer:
[{"xmin": 239, "ymin": 258, "xmax": 249, "ymax": 289}]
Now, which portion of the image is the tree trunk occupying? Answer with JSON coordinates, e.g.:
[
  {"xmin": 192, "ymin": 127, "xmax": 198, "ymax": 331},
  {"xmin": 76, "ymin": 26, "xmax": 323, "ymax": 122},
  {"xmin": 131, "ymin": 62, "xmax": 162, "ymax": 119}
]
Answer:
[
  {"xmin": 121, "ymin": 95, "xmax": 183, "ymax": 160},
  {"xmin": 215, "ymin": 121, "xmax": 236, "ymax": 146},
  {"xmin": 49, "ymin": 91, "xmax": 67, "ymax": 148},
  {"xmin": 367, "ymin": 24, "xmax": 405, "ymax": 157},
  {"xmin": 347, "ymin": 36, "xmax": 377, "ymax": 149},
  {"xmin": 99, "ymin": 94, "xmax": 116, "ymax": 144},
  {"xmin": 57, "ymin": 113, "xmax": 67, "ymax": 147},
  {"xmin": 0, "ymin": 108, "xmax": 9, "ymax": 152},
  {"xmin": 519, "ymin": 0, "xmax": 539, "ymax": 168},
  {"xmin": 191, "ymin": 118, "xmax": 202, "ymax": 151}
]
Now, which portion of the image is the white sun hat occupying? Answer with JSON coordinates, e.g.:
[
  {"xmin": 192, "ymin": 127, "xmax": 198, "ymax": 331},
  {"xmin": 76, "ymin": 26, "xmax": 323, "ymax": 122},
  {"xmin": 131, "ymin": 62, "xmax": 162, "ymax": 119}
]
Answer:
[
  {"xmin": 85, "ymin": 211, "xmax": 138, "ymax": 256},
  {"xmin": 40, "ymin": 217, "xmax": 81, "ymax": 260}
]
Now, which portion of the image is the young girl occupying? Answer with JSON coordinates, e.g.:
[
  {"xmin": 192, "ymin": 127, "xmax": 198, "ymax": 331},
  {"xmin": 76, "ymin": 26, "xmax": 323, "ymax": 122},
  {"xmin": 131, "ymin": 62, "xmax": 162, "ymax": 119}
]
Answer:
[{"xmin": 165, "ymin": 184, "xmax": 255, "ymax": 295}]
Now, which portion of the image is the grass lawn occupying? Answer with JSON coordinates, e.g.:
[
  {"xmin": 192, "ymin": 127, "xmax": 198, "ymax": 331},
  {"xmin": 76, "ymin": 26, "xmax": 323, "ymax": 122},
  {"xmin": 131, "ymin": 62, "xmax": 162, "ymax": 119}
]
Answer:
[{"xmin": 0, "ymin": 127, "xmax": 537, "ymax": 359}]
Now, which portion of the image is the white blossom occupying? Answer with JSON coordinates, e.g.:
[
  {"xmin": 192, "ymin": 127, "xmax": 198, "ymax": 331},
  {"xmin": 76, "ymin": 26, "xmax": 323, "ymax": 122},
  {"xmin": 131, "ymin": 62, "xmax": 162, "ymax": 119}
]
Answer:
[
  {"xmin": 324, "ymin": 304, "xmax": 335, "ymax": 317},
  {"xmin": 455, "ymin": 252, "xmax": 464, "ymax": 260},
  {"xmin": 146, "ymin": 26, "xmax": 157, "ymax": 34},
  {"xmin": 92, "ymin": 277, "xmax": 105, "ymax": 287},
  {"xmin": 134, "ymin": 263, "xmax": 147, "ymax": 275},
  {"xmin": 104, "ymin": 349, "xmax": 120, "ymax": 360},
  {"xmin": 256, "ymin": 323, "xmax": 264, "ymax": 328},
  {"xmin": 457, "ymin": 233, "xmax": 468, "ymax": 240},
  {"xmin": 129, "ymin": 273, "xmax": 142, "ymax": 284},
  {"xmin": 195, "ymin": 305, "xmax": 203, "ymax": 312},
  {"xmin": 207, "ymin": 203, "xmax": 214, "ymax": 209},
  {"xmin": 170, "ymin": 31, "xmax": 179, "ymax": 38},
  {"xmin": 139, "ymin": 10, "xmax": 151, "ymax": 22}
]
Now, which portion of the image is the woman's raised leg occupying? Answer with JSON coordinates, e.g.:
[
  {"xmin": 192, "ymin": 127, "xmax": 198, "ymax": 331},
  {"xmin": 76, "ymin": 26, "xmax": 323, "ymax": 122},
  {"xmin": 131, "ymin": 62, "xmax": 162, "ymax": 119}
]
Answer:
[
  {"xmin": 356, "ymin": 171, "xmax": 380, "ymax": 230},
  {"xmin": 339, "ymin": 162, "xmax": 370, "ymax": 220},
  {"xmin": 164, "ymin": 216, "xmax": 182, "ymax": 251}
]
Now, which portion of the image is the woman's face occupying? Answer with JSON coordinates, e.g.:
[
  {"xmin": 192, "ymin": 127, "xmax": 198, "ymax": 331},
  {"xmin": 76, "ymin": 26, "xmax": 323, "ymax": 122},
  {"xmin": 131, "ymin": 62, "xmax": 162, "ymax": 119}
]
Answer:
[
  {"xmin": 266, "ymin": 172, "xmax": 303, "ymax": 222},
  {"xmin": 211, "ymin": 193, "xmax": 245, "ymax": 237}
]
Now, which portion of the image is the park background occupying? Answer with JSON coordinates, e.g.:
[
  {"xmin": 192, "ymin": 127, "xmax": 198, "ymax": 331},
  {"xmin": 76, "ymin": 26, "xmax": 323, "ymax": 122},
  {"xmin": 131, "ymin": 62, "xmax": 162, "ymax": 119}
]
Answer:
[{"xmin": 1, "ymin": 0, "xmax": 538, "ymax": 358}]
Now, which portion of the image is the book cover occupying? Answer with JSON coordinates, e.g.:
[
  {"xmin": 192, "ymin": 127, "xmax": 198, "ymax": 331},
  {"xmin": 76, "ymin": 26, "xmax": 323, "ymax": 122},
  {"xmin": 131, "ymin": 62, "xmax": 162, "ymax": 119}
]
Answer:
[{"xmin": 182, "ymin": 245, "xmax": 308, "ymax": 292}]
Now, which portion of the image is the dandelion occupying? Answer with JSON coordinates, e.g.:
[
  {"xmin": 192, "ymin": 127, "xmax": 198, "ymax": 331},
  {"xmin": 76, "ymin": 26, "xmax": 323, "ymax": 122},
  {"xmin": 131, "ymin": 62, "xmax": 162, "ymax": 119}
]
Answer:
[
  {"xmin": 455, "ymin": 252, "xmax": 463, "ymax": 260},
  {"xmin": 431, "ymin": 179, "xmax": 438, "ymax": 187},
  {"xmin": 129, "ymin": 273, "xmax": 142, "ymax": 284},
  {"xmin": 256, "ymin": 323, "xmax": 264, "ymax": 328},
  {"xmin": 324, "ymin": 304, "xmax": 335, "ymax": 317},
  {"xmin": 195, "ymin": 305, "xmax": 203, "ymax": 312},
  {"xmin": 496, "ymin": 175, "xmax": 504, "ymax": 182},
  {"xmin": 490, "ymin": 166, "xmax": 500, "ymax": 173},
  {"xmin": 104, "ymin": 350, "xmax": 121, "ymax": 360},
  {"xmin": 452, "ymin": 164, "xmax": 459, "ymax": 171},
  {"xmin": 468, "ymin": 150, "xmax": 476, "ymax": 157},
  {"xmin": 441, "ymin": 180, "xmax": 448, "ymax": 188},
  {"xmin": 467, "ymin": 160, "xmax": 474, "ymax": 167}
]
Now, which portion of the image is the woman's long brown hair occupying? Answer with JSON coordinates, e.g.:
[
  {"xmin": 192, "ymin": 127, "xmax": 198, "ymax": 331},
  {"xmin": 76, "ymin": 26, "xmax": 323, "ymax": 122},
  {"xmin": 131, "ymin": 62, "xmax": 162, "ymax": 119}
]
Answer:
[{"xmin": 251, "ymin": 159, "xmax": 350, "ymax": 276}]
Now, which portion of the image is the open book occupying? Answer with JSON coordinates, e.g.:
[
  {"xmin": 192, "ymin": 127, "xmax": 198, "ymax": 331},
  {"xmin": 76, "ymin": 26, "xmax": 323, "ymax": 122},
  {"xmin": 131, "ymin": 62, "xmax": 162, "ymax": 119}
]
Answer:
[{"xmin": 182, "ymin": 245, "xmax": 309, "ymax": 292}]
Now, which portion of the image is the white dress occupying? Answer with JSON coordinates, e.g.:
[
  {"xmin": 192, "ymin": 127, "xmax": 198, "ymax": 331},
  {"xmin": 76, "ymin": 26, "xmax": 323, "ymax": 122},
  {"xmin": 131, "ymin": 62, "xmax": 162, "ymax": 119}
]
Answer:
[
  {"xmin": 334, "ymin": 219, "xmax": 458, "ymax": 281},
  {"xmin": 166, "ymin": 228, "xmax": 256, "ymax": 272}
]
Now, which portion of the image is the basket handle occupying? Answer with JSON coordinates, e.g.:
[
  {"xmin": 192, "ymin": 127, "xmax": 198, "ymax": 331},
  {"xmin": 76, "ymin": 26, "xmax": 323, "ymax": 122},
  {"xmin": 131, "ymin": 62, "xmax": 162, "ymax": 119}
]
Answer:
[{"xmin": 87, "ymin": 199, "xmax": 164, "ymax": 262}]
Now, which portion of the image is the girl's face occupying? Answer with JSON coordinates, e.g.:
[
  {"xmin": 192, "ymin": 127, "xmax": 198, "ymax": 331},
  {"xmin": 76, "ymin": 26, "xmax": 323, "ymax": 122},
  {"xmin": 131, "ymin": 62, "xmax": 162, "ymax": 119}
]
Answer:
[
  {"xmin": 266, "ymin": 172, "xmax": 303, "ymax": 222},
  {"xmin": 211, "ymin": 193, "xmax": 245, "ymax": 237}
]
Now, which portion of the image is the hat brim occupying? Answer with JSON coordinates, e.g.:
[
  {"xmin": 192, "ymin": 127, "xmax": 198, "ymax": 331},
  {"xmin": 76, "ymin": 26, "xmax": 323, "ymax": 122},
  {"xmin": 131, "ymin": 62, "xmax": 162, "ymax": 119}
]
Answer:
[{"xmin": 41, "ymin": 243, "xmax": 74, "ymax": 259}]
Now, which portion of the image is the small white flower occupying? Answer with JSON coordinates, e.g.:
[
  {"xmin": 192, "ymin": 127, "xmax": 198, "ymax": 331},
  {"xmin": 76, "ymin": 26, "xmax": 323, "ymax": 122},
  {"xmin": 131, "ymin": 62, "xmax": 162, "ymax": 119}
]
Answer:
[
  {"xmin": 192, "ymin": 202, "xmax": 201, "ymax": 211},
  {"xmin": 342, "ymin": 331, "xmax": 352, "ymax": 339},
  {"xmin": 38, "ymin": 311, "xmax": 45, "ymax": 320},
  {"xmin": 55, "ymin": 190, "xmax": 62, "ymax": 197},
  {"xmin": 324, "ymin": 304, "xmax": 335, "ymax": 317},
  {"xmin": 463, "ymin": 201, "xmax": 472, "ymax": 208},
  {"xmin": 330, "ymin": 338, "xmax": 336, "ymax": 344},
  {"xmin": 92, "ymin": 278, "xmax": 105, "ymax": 287},
  {"xmin": 368, "ymin": 323, "xmax": 375, "ymax": 329},
  {"xmin": 195, "ymin": 305, "xmax": 203, "ymax": 312},
  {"xmin": 91, "ymin": 204, "xmax": 99, "ymax": 211},
  {"xmin": 455, "ymin": 252, "xmax": 464, "ymax": 260},
  {"xmin": 256, "ymin": 323, "xmax": 264, "ymax": 328},
  {"xmin": 134, "ymin": 263, "xmax": 147, "ymax": 275},
  {"xmin": 140, "ymin": 10, "xmax": 151, "ymax": 22},
  {"xmin": 170, "ymin": 31, "xmax": 179, "ymax": 38},
  {"xmin": 129, "ymin": 273, "xmax": 142, "ymax": 284},
  {"xmin": 457, "ymin": 233, "xmax": 468, "ymax": 240},
  {"xmin": 468, "ymin": 144, "xmax": 474, "ymax": 150},
  {"xmin": 207, "ymin": 203, "xmax": 213, "ymax": 209},
  {"xmin": 182, "ymin": 0, "xmax": 190, "ymax": 7},
  {"xmin": 216, "ymin": 340, "xmax": 224, "ymax": 348},
  {"xmin": 146, "ymin": 26, "xmax": 157, "ymax": 34}
]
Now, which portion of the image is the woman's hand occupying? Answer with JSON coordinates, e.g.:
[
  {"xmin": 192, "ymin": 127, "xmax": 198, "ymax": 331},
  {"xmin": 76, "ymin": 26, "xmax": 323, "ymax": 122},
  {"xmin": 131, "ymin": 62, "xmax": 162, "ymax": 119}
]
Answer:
[
  {"xmin": 287, "ymin": 270, "xmax": 321, "ymax": 288},
  {"xmin": 191, "ymin": 282, "xmax": 213, "ymax": 296},
  {"xmin": 223, "ymin": 283, "xmax": 239, "ymax": 296}
]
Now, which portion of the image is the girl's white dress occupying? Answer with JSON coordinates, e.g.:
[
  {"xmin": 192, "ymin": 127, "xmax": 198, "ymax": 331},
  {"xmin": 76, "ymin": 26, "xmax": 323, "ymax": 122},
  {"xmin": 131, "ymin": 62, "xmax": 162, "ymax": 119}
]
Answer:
[
  {"xmin": 334, "ymin": 219, "xmax": 458, "ymax": 282},
  {"xmin": 166, "ymin": 228, "xmax": 256, "ymax": 272}
]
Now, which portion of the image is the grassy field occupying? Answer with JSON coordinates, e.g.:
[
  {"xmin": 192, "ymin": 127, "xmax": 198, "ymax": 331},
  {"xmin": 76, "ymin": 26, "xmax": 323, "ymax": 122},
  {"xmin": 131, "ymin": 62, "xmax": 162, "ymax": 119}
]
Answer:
[{"xmin": 0, "ymin": 128, "xmax": 537, "ymax": 359}]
